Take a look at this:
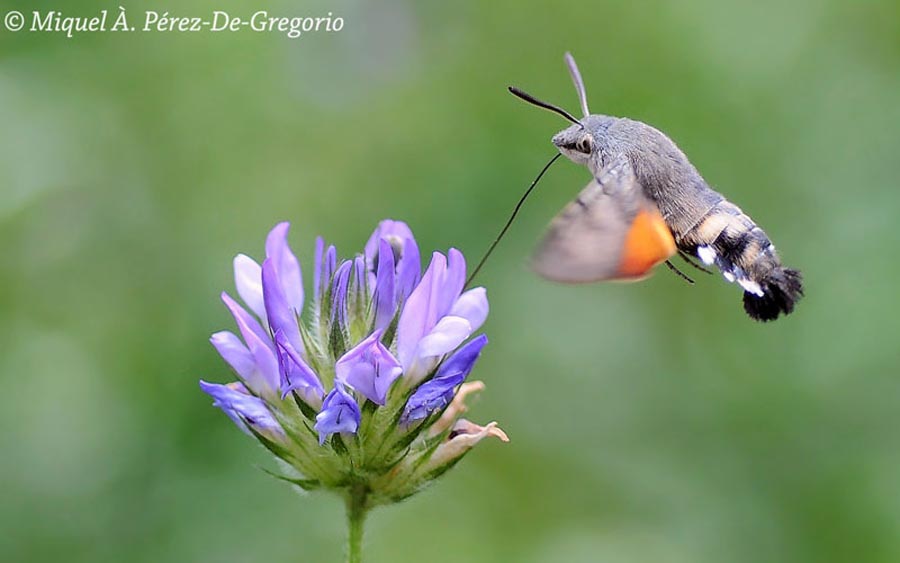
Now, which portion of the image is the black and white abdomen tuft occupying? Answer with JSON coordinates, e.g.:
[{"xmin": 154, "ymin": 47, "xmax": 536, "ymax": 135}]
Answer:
[{"xmin": 682, "ymin": 201, "xmax": 804, "ymax": 321}]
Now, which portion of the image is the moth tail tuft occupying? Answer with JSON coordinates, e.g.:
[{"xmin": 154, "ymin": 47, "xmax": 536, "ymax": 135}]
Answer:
[{"xmin": 743, "ymin": 268, "xmax": 803, "ymax": 322}]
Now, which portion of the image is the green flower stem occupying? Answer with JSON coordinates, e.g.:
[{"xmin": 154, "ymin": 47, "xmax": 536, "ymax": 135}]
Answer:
[{"xmin": 345, "ymin": 485, "xmax": 369, "ymax": 563}]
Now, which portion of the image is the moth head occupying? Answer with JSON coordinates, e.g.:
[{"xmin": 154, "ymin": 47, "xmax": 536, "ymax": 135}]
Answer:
[
  {"xmin": 509, "ymin": 52, "xmax": 602, "ymax": 167},
  {"xmin": 551, "ymin": 115, "xmax": 614, "ymax": 165},
  {"xmin": 552, "ymin": 124, "xmax": 595, "ymax": 166}
]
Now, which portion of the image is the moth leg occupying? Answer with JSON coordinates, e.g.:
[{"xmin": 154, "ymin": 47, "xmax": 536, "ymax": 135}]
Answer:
[
  {"xmin": 678, "ymin": 250, "xmax": 713, "ymax": 275},
  {"xmin": 665, "ymin": 260, "xmax": 695, "ymax": 284}
]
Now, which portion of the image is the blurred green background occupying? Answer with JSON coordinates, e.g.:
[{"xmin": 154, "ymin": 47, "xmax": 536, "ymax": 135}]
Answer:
[{"xmin": 2, "ymin": 0, "xmax": 899, "ymax": 561}]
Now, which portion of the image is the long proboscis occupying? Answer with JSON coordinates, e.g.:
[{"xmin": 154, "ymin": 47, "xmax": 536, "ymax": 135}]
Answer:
[
  {"xmin": 465, "ymin": 153, "xmax": 563, "ymax": 288},
  {"xmin": 508, "ymin": 86, "xmax": 582, "ymax": 127}
]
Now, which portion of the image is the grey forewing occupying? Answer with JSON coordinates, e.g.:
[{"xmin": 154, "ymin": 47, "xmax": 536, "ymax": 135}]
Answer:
[{"xmin": 531, "ymin": 158, "xmax": 643, "ymax": 283}]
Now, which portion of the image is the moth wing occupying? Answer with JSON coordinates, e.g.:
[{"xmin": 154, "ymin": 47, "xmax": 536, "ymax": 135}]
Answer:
[{"xmin": 531, "ymin": 157, "xmax": 676, "ymax": 283}]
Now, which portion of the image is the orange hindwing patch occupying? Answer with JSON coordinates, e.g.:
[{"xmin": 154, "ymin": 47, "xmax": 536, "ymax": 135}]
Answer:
[{"xmin": 617, "ymin": 208, "xmax": 676, "ymax": 279}]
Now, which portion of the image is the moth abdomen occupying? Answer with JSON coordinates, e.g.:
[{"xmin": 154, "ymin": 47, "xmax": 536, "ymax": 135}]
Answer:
[
  {"xmin": 682, "ymin": 201, "xmax": 803, "ymax": 321},
  {"xmin": 741, "ymin": 266, "xmax": 803, "ymax": 322}
]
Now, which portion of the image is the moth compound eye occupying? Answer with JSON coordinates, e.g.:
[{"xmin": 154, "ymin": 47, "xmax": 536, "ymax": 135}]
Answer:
[{"xmin": 575, "ymin": 136, "xmax": 593, "ymax": 154}]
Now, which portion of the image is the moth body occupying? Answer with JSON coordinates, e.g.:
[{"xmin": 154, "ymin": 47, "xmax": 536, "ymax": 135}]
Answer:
[{"xmin": 518, "ymin": 53, "xmax": 803, "ymax": 321}]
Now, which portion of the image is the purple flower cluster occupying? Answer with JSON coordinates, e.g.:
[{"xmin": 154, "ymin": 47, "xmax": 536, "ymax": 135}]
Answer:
[{"xmin": 200, "ymin": 220, "xmax": 506, "ymax": 499}]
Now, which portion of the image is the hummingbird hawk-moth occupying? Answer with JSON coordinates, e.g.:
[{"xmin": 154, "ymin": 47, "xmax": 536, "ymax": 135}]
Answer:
[{"xmin": 512, "ymin": 53, "xmax": 803, "ymax": 321}]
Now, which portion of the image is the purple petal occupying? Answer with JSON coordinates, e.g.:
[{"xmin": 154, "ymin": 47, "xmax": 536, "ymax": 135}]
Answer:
[
  {"xmin": 416, "ymin": 316, "xmax": 473, "ymax": 358},
  {"xmin": 275, "ymin": 329, "xmax": 324, "ymax": 402},
  {"xmin": 402, "ymin": 335, "xmax": 488, "ymax": 423},
  {"xmin": 221, "ymin": 292, "xmax": 279, "ymax": 394},
  {"xmin": 435, "ymin": 334, "xmax": 488, "ymax": 380},
  {"xmin": 352, "ymin": 255, "xmax": 367, "ymax": 303},
  {"xmin": 264, "ymin": 222, "xmax": 304, "ymax": 312},
  {"xmin": 233, "ymin": 254, "xmax": 267, "ymax": 322},
  {"xmin": 396, "ymin": 248, "xmax": 472, "ymax": 372},
  {"xmin": 364, "ymin": 220, "xmax": 421, "ymax": 301},
  {"xmin": 448, "ymin": 287, "xmax": 489, "ymax": 333},
  {"xmin": 364, "ymin": 220, "xmax": 416, "ymax": 268},
  {"xmin": 437, "ymin": 248, "xmax": 467, "ymax": 318},
  {"xmin": 373, "ymin": 238, "xmax": 395, "ymax": 330},
  {"xmin": 401, "ymin": 385, "xmax": 454, "ymax": 423},
  {"xmin": 396, "ymin": 252, "xmax": 446, "ymax": 370},
  {"xmin": 262, "ymin": 258, "xmax": 304, "ymax": 354},
  {"xmin": 330, "ymin": 260, "xmax": 352, "ymax": 327},
  {"xmin": 395, "ymin": 237, "xmax": 421, "ymax": 302},
  {"xmin": 221, "ymin": 291, "xmax": 270, "ymax": 349},
  {"xmin": 335, "ymin": 330, "xmax": 403, "ymax": 405},
  {"xmin": 210, "ymin": 331, "xmax": 255, "ymax": 382},
  {"xmin": 314, "ymin": 242, "xmax": 338, "ymax": 305},
  {"xmin": 200, "ymin": 380, "xmax": 284, "ymax": 437},
  {"xmin": 324, "ymin": 245, "xmax": 337, "ymax": 287},
  {"xmin": 314, "ymin": 384, "xmax": 361, "ymax": 445}
]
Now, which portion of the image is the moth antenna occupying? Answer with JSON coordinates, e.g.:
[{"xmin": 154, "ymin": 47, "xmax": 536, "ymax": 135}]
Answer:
[
  {"xmin": 665, "ymin": 260, "xmax": 695, "ymax": 284},
  {"xmin": 465, "ymin": 153, "xmax": 563, "ymax": 288},
  {"xmin": 508, "ymin": 86, "xmax": 583, "ymax": 128},
  {"xmin": 564, "ymin": 52, "xmax": 590, "ymax": 118},
  {"xmin": 678, "ymin": 250, "xmax": 713, "ymax": 274}
]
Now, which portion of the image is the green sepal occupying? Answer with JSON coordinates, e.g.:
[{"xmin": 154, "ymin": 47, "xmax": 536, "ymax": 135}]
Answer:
[
  {"xmin": 271, "ymin": 401, "xmax": 318, "ymax": 451},
  {"xmin": 423, "ymin": 455, "xmax": 465, "ymax": 481},
  {"xmin": 258, "ymin": 466, "xmax": 321, "ymax": 491},
  {"xmin": 298, "ymin": 322, "xmax": 324, "ymax": 376},
  {"xmin": 331, "ymin": 433, "xmax": 350, "ymax": 457},
  {"xmin": 387, "ymin": 486, "xmax": 424, "ymax": 504},
  {"xmin": 383, "ymin": 446, "xmax": 411, "ymax": 471},
  {"xmin": 362, "ymin": 398, "xmax": 378, "ymax": 417},
  {"xmin": 421, "ymin": 422, "xmax": 452, "ymax": 452},
  {"xmin": 320, "ymin": 275, "xmax": 333, "ymax": 328},
  {"xmin": 383, "ymin": 421, "xmax": 427, "ymax": 460},
  {"xmin": 328, "ymin": 317, "xmax": 347, "ymax": 360},
  {"xmin": 407, "ymin": 427, "xmax": 450, "ymax": 475},
  {"xmin": 379, "ymin": 307, "xmax": 402, "ymax": 349},
  {"xmin": 382, "ymin": 408, "xmax": 441, "ymax": 459},
  {"xmin": 292, "ymin": 392, "xmax": 319, "ymax": 422},
  {"xmin": 300, "ymin": 420, "xmax": 319, "ymax": 441},
  {"xmin": 245, "ymin": 423, "xmax": 295, "ymax": 464}
]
